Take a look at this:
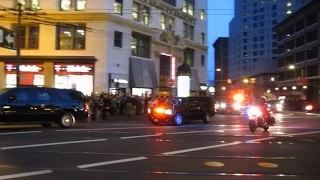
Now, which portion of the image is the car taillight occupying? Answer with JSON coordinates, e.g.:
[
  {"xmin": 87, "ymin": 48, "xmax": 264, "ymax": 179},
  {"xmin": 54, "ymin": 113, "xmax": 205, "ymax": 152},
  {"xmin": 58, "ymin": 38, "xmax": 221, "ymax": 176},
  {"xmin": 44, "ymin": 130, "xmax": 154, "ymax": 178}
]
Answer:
[{"xmin": 154, "ymin": 107, "xmax": 172, "ymax": 115}]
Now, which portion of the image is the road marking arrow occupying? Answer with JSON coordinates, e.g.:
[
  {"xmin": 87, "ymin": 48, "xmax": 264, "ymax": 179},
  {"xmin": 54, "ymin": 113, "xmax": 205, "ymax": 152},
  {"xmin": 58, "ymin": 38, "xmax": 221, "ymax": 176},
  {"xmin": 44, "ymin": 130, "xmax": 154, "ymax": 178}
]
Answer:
[{"xmin": 5, "ymin": 34, "xmax": 13, "ymax": 44}]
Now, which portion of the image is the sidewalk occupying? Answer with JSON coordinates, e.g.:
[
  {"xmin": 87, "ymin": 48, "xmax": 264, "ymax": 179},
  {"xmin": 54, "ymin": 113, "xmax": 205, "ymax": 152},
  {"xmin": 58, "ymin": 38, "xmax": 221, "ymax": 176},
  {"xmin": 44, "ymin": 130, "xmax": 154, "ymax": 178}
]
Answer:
[{"xmin": 80, "ymin": 115, "xmax": 147, "ymax": 123}]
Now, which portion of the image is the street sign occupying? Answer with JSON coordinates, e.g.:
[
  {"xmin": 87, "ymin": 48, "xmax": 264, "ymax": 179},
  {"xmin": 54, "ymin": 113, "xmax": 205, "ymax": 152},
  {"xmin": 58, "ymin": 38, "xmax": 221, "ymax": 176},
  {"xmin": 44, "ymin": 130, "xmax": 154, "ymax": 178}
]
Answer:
[
  {"xmin": 0, "ymin": 26, "xmax": 15, "ymax": 50},
  {"xmin": 167, "ymin": 79, "xmax": 175, "ymax": 87}
]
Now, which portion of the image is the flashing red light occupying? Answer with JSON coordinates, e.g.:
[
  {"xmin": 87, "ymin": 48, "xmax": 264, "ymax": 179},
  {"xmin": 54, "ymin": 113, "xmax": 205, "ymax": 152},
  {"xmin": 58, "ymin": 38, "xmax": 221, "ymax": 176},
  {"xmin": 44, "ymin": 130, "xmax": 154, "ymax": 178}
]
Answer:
[{"xmin": 233, "ymin": 93, "xmax": 244, "ymax": 102}]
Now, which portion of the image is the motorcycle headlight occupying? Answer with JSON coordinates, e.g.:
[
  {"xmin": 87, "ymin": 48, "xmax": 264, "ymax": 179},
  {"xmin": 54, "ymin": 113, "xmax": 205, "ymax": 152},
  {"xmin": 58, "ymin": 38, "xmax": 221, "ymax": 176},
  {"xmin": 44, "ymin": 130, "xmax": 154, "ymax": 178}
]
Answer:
[
  {"xmin": 220, "ymin": 103, "xmax": 227, "ymax": 108},
  {"xmin": 247, "ymin": 107, "xmax": 262, "ymax": 116}
]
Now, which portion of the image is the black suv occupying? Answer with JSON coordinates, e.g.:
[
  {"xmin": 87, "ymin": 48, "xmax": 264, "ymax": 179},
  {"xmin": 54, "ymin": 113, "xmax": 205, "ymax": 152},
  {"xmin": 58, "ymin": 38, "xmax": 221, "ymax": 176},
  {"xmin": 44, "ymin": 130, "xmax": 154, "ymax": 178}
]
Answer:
[
  {"xmin": 148, "ymin": 96, "xmax": 215, "ymax": 126},
  {"xmin": 0, "ymin": 87, "xmax": 88, "ymax": 128}
]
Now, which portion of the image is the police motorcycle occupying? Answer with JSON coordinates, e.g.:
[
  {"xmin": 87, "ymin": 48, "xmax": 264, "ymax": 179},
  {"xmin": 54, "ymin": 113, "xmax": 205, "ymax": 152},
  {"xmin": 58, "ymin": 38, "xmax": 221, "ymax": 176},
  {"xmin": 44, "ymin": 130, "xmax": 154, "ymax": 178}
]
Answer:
[{"xmin": 246, "ymin": 97, "xmax": 275, "ymax": 132}]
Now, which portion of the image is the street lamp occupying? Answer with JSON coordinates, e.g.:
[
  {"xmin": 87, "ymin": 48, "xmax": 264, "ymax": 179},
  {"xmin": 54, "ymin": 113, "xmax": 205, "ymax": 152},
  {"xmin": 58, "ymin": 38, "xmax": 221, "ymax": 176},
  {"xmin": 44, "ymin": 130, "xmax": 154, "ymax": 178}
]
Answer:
[
  {"xmin": 221, "ymin": 87, "xmax": 226, "ymax": 91},
  {"xmin": 216, "ymin": 68, "xmax": 221, "ymax": 72},
  {"xmin": 243, "ymin": 79, "xmax": 249, "ymax": 83},
  {"xmin": 271, "ymin": 77, "xmax": 275, "ymax": 81},
  {"xmin": 288, "ymin": 65, "xmax": 295, "ymax": 70}
]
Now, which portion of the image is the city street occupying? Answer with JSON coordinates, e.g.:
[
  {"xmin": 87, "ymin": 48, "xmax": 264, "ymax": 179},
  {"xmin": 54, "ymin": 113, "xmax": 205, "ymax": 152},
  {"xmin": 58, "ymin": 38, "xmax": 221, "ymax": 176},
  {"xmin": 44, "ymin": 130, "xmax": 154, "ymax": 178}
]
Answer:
[{"xmin": 0, "ymin": 112, "xmax": 320, "ymax": 180}]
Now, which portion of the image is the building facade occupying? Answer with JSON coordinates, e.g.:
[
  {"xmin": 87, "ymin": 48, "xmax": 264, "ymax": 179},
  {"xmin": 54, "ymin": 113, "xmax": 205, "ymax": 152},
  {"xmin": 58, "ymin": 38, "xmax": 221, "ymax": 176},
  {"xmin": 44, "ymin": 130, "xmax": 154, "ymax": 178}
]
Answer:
[
  {"xmin": 274, "ymin": 0, "xmax": 320, "ymax": 107},
  {"xmin": 228, "ymin": 0, "xmax": 310, "ymax": 96},
  {"xmin": 213, "ymin": 37, "xmax": 228, "ymax": 99},
  {"xmin": 0, "ymin": 0, "xmax": 208, "ymax": 96}
]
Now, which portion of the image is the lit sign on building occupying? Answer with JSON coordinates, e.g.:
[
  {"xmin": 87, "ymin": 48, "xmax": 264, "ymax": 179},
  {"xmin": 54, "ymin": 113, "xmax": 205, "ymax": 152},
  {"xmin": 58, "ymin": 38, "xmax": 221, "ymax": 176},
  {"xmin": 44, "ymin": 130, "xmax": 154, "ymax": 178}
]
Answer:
[
  {"xmin": 54, "ymin": 64, "xmax": 94, "ymax": 75},
  {"xmin": 55, "ymin": 65, "xmax": 92, "ymax": 73},
  {"xmin": 113, "ymin": 79, "xmax": 128, "ymax": 84},
  {"xmin": 5, "ymin": 64, "xmax": 42, "ymax": 72},
  {"xmin": 177, "ymin": 76, "xmax": 190, "ymax": 97}
]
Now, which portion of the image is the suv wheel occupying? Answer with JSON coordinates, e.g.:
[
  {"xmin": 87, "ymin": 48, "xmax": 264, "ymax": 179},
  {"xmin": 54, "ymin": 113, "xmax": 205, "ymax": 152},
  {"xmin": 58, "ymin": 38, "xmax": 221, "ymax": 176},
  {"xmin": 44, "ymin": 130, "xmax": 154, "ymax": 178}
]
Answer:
[
  {"xmin": 58, "ymin": 113, "xmax": 75, "ymax": 128},
  {"xmin": 203, "ymin": 112, "xmax": 211, "ymax": 123},
  {"xmin": 173, "ymin": 113, "xmax": 183, "ymax": 126}
]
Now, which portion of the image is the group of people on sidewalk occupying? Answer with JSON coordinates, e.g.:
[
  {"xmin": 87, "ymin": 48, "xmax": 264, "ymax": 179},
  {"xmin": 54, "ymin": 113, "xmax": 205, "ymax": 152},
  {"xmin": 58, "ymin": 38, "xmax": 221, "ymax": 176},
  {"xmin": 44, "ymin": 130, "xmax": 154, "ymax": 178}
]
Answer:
[{"xmin": 86, "ymin": 92, "xmax": 171, "ymax": 121}]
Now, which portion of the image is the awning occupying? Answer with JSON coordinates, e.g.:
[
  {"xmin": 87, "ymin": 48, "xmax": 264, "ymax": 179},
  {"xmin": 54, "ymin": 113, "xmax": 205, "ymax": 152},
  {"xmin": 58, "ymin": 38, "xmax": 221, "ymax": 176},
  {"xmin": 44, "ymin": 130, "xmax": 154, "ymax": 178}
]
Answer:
[
  {"xmin": 190, "ymin": 68, "xmax": 200, "ymax": 91},
  {"xmin": 129, "ymin": 57, "xmax": 158, "ymax": 88}
]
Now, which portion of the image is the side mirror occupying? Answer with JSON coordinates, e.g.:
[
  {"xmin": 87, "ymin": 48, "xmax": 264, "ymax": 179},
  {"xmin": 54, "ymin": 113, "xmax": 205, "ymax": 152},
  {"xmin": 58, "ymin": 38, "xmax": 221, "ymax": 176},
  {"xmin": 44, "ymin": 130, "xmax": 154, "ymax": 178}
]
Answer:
[{"xmin": 9, "ymin": 95, "xmax": 17, "ymax": 101}]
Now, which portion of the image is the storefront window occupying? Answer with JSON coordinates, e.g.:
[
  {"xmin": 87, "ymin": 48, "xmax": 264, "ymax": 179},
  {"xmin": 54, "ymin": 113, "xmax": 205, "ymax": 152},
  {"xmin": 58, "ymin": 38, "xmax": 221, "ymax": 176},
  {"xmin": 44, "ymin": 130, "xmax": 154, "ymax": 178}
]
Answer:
[
  {"xmin": 132, "ymin": 88, "xmax": 152, "ymax": 97},
  {"xmin": 54, "ymin": 63, "xmax": 94, "ymax": 96},
  {"xmin": 5, "ymin": 63, "xmax": 44, "ymax": 88}
]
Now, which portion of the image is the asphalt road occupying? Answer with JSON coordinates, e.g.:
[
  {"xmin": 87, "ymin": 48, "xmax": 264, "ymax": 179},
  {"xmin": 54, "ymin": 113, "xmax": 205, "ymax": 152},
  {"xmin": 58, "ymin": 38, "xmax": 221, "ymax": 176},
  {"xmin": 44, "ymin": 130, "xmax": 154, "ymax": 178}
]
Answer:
[{"xmin": 0, "ymin": 111, "xmax": 320, "ymax": 180}]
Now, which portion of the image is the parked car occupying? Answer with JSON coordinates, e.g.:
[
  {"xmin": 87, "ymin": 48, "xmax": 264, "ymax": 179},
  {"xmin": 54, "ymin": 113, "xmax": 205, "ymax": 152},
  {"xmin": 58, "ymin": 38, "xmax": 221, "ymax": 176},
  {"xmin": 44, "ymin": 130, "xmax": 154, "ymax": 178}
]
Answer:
[
  {"xmin": 0, "ymin": 87, "xmax": 88, "ymax": 128},
  {"xmin": 148, "ymin": 96, "xmax": 215, "ymax": 126}
]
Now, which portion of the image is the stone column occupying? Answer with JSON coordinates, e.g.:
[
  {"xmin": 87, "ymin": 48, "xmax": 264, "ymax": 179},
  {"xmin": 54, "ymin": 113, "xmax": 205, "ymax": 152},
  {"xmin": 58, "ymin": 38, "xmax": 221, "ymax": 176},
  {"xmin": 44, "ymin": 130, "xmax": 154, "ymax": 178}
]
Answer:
[
  {"xmin": 43, "ymin": 62, "xmax": 54, "ymax": 87},
  {"xmin": 0, "ymin": 62, "xmax": 5, "ymax": 88}
]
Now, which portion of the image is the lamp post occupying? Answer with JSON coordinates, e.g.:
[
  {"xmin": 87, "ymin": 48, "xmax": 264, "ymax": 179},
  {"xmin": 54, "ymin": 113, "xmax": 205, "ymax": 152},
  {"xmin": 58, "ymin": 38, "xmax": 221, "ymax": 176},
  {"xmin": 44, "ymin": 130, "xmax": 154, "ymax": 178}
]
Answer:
[{"xmin": 16, "ymin": 3, "xmax": 22, "ymax": 88}]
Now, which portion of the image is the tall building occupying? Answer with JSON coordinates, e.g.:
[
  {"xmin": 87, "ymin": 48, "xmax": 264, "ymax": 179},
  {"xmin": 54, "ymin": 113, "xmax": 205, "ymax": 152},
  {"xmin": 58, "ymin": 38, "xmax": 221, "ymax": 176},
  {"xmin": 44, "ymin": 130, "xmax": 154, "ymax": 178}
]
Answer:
[
  {"xmin": 228, "ymin": 0, "xmax": 310, "ymax": 96},
  {"xmin": 213, "ymin": 37, "xmax": 228, "ymax": 98},
  {"xmin": 0, "ymin": 0, "xmax": 208, "ymax": 96},
  {"xmin": 274, "ymin": 0, "xmax": 320, "ymax": 108}
]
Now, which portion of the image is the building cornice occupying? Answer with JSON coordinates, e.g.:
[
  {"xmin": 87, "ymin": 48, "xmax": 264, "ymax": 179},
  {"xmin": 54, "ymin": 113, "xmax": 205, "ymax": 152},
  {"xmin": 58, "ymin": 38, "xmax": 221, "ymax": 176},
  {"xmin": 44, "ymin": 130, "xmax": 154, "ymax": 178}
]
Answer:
[
  {"xmin": 184, "ymin": 39, "xmax": 208, "ymax": 51},
  {"xmin": 136, "ymin": 0, "xmax": 197, "ymax": 25}
]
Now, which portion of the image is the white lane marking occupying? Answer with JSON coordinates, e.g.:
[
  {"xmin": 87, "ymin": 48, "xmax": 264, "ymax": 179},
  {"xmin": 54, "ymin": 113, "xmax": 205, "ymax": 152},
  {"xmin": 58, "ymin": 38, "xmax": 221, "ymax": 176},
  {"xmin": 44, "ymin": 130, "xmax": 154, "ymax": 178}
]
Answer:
[
  {"xmin": 162, "ymin": 130, "xmax": 320, "ymax": 155},
  {"xmin": 245, "ymin": 137, "xmax": 276, "ymax": 143},
  {"xmin": 77, "ymin": 157, "xmax": 148, "ymax": 169},
  {"xmin": 119, "ymin": 128, "xmax": 246, "ymax": 139},
  {"xmin": 0, "ymin": 170, "xmax": 53, "ymax": 180},
  {"xmin": 162, "ymin": 142, "xmax": 242, "ymax": 155},
  {"xmin": 120, "ymin": 134, "xmax": 162, "ymax": 139},
  {"xmin": 280, "ymin": 131, "xmax": 320, "ymax": 137},
  {"xmin": 0, "ymin": 131, "xmax": 42, "ymax": 135},
  {"xmin": 1, "ymin": 139, "xmax": 107, "ymax": 150},
  {"xmin": 56, "ymin": 126, "xmax": 172, "ymax": 132},
  {"xmin": 166, "ymin": 128, "xmax": 244, "ymax": 135}
]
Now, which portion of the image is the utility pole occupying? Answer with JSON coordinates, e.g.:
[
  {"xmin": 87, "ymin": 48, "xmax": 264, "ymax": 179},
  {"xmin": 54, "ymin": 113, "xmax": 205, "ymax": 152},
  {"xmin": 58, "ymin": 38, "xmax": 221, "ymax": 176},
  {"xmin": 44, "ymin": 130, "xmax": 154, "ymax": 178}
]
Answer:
[{"xmin": 16, "ymin": 3, "xmax": 22, "ymax": 88}]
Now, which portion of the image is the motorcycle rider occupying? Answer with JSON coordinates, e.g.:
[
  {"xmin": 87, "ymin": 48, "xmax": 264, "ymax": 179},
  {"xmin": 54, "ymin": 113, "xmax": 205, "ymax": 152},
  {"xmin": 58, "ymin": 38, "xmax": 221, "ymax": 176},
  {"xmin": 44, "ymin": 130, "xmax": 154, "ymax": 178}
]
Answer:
[{"xmin": 258, "ymin": 96, "xmax": 275, "ymax": 125}]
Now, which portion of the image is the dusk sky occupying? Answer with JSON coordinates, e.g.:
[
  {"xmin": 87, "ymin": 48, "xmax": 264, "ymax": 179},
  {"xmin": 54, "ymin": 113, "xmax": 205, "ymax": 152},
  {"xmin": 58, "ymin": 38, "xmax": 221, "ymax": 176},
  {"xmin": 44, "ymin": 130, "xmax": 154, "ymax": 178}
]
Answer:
[{"xmin": 207, "ymin": 0, "xmax": 234, "ymax": 82}]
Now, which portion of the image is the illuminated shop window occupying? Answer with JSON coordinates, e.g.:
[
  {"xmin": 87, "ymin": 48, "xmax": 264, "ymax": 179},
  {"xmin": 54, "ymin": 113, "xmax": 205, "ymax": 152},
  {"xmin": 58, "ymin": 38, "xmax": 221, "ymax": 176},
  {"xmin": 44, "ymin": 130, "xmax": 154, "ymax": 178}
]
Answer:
[
  {"xmin": 16, "ymin": 0, "xmax": 40, "ymax": 10},
  {"xmin": 200, "ymin": 10, "xmax": 205, "ymax": 20},
  {"xmin": 114, "ymin": 0, "xmax": 123, "ymax": 15},
  {"xmin": 12, "ymin": 24, "xmax": 39, "ymax": 49},
  {"xmin": 182, "ymin": 0, "xmax": 194, "ymax": 16},
  {"xmin": 60, "ymin": 0, "xmax": 86, "ymax": 11},
  {"xmin": 57, "ymin": 24, "xmax": 86, "ymax": 50}
]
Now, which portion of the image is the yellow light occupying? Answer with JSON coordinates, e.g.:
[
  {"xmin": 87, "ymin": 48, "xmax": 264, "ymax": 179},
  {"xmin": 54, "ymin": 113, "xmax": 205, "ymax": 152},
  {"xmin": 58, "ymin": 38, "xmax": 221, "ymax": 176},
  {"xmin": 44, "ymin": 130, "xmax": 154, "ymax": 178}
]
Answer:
[
  {"xmin": 243, "ymin": 79, "xmax": 249, "ymax": 83},
  {"xmin": 155, "ymin": 107, "xmax": 165, "ymax": 114},
  {"xmin": 288, "ymin": 65, "xmax": 295, "ymax": 69},
  {"xmin": 233, "ymin": 94, "xmax": 244, "ymax": 102}
]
